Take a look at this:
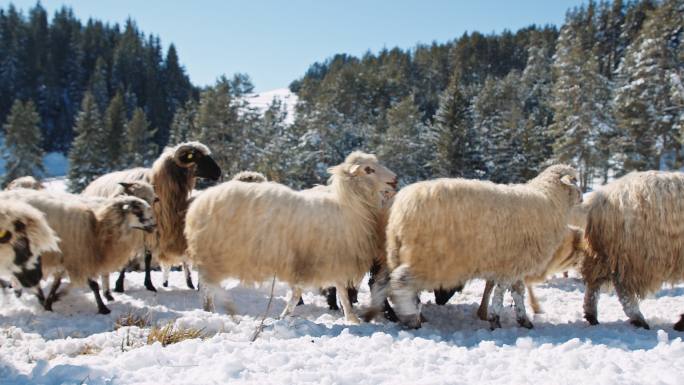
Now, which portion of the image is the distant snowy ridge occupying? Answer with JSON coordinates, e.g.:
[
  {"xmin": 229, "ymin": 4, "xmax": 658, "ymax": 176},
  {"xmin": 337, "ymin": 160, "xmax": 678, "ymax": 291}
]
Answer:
[{"xmin": 243, "ymin": 88, "xmax": 298, "ymax": 125}]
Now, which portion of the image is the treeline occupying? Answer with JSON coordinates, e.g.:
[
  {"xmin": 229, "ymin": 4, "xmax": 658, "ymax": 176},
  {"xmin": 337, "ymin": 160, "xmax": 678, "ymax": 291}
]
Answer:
[
  {"xmin": 0, "ymin": 3, "xmax": 194, "ymax": 154},
  {"xmin": 283, "ymin": 0, "xmax": 683, "ymax": 190},
  {"xmin": 2, "ymin": 1, "xmax": 683, "ymax": 193}
]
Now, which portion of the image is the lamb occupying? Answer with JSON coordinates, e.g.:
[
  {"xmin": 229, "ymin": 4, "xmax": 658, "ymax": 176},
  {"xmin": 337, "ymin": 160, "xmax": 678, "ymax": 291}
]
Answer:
[
  {"xmin": 476, "ymin": 225, "xmax": 587, "ymax": 320},
  {"xmin": 0, "ymin": 189, "xmax": 155, "ymax": 314},
  {"xmin": 5, "ymin": 176, "xmax": 44, "ymax": 190},
  {"xmin": 185, "ymin": 151, "xmax": 397, "ymax": 323},
  {"xmin": 83, "ymin": 141, "xmax": 221, "ymax": 291},
  {"xmin": 0, "ymin": 199, "xmax": 59, "ymax": 291},
  {"xmin": 582, "ymin": 171, "xmax": 684, "ymax": 331},
  {"xmin": 83, "ymin": 180, "xmax": 157, "ymax": 298},
  {"xmin": 366, "ymin": 164, "xmax": 581, "ymax": 329}
]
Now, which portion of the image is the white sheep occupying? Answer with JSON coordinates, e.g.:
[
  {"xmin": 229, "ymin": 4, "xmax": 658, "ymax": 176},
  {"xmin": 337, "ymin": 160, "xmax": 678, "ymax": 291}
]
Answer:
[
  {"xmin": 185, "ymin": 151, "xmax": 397, "ymax": 323},
  {"xmin": 5, "ymin": 176, "xmax": 44, "ymax": 190},
  {"xmin": 583, "ymin": 171, "xmax": 684, "ymax": 331},
  {"xmin": 0, "ymin": 199, "xmax": 59, "ymax": 291},
  {"xmin": 0, "ymin": 189, "xmax": 155, "ymax": 314},
  {"xmin": 83, "ymin": 142, "xmax": 221, "ymax": 291},
  {"xmin": 367, "ymin": 164, "xmax": 581, "ymax": 329}
]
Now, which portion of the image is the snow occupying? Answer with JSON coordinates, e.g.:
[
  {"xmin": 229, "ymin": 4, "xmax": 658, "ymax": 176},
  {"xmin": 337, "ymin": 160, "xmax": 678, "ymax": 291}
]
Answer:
[
  {"xmin": 1, "ymin": 271, "xmax": 683, "ymax": 384},
  {"xmin": 244, "ymin": 88, "xmax": 298, "ymax": 125}
]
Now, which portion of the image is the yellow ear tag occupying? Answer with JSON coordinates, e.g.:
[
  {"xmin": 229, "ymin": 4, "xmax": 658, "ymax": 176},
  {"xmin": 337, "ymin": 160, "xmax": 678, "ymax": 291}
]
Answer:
[{"xmin": 0, "ymin": 230, "xmax": 6, "ymax": 238}]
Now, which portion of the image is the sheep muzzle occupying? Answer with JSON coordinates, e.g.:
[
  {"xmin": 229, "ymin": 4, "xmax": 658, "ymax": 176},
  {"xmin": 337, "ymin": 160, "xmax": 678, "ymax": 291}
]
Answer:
[{"xmin": 195, "ymin": 155, "xmax": 222, "ymax": 181}]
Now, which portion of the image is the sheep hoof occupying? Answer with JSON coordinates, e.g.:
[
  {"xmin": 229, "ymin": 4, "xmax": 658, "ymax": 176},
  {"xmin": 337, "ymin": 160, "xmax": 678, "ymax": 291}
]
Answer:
[
  {"xmin": 673, "ymin": 315, "xmax": 684, "ymax": 332},
  {"xmin": 104, "ymin": 291, "xmax": 114, "ymax": 301},
  {"xmin": 420, "ymin": 313, "xmax": 427, "ymax": 323},
  {"xmin": 162, "ymin": 281, "xmax": 169, "ymax": 288},
  {"xmin": 186, "ymin": 278, "xmax": 195, "ymax": 290},
  {"xmin": 113, "ymin": 285, "xmax": 124, "ymax": 293},
  {"xmin": 345, "ymin": 314, "xmax": 361, "ymax": 324},
  {"xmin": 98, "ymin": 306, "xmax": 111, "ymax": 315},
  {"xmin": 629, "ymin": 318, "xmax": 650, "ymax": 330},
  {"xmin": 584, "ymin": 313, "xmax": 599, "ymax": 326},
  {"xmin": 13, "ymin": 288, "xmax": 22, "ymax": 298},
  {"xmin": 517, "ymin": 317, "xmax": 534, "ymax": 329},
  {"xmin": 400, "ymin": 315, "xmax": 421, "ymax": 329},
  {"xmin": 145, "ymin": 282, "xmax": 157, "ymax": 292},
  {"xmin": 489, "ymin": 315, "xmax": 502, "ymax": 330},
  {"xmin": 476, "ymin": 308, "xmax": 488, "ymax": 322}
]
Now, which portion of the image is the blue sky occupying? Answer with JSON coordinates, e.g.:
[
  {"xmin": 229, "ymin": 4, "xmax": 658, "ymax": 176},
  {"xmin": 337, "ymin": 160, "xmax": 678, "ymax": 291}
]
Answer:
[{"xmin": 9, "ymin": 1, "xmax": 585, "ymax": 92}]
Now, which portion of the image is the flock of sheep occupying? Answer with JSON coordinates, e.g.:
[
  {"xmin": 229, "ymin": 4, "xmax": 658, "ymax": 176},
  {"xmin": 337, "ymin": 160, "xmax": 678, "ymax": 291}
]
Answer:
[{"xmin": 1, "ymin": 141, "xmax": 683, "ymax": 333}]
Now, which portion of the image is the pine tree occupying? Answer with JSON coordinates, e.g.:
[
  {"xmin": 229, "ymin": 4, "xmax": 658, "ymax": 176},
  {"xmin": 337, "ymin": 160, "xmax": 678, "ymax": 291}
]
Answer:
[
  {"xmin": 429, "ymin": 76, "xmax": 484, "ymax": 179},
  {"xmin": 68, "ymin": 92, "xmax": 108, "ymax": 192},
  {"xmin": 550, "ymin": 19, "xmax": 613, "ymax": 190},
  {"xmin": 125, "ymin": 107, "xmax": 157, "ymax": 167},
  {"xmin": 613, "ymin": 0, "xmax": 683, "ymax": 173},
  {"xmin": 168, "ymin": 99, "xmax": 197, "ymax": 145},
  {"xmin": 2, "ymin": 99, "xmax": 44, "ymax": 186},
  {"xmin": 88, "ymin": 56, "xmax": 109, "ymax": 113},
  {"xmin": 378, "ymin": 95, "xmax": 431, "ymax": 185},
  {"xmin": 102, "ymin": 91, "xmax": 126, "ymax": 169}
]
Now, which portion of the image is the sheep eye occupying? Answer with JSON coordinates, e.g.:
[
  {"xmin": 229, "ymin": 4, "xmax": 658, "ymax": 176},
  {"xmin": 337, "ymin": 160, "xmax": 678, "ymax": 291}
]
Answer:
[
  {"xmin": 0, "ymin": 229, "xmax": 11, "ymax": 244},
  {"xmin": 364, "ymin": 166, "xmax": 375, "ymax": 174},
  {"xmin": 153, "ymin": 197, "xmax": 160, "ymax": 203}
]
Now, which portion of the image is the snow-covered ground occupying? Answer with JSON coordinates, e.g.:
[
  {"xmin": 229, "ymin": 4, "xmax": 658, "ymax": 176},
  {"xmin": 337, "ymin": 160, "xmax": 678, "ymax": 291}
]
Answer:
[{"xmin": 1, "ymin": 271, "xmax": 683, "ymax": 384}]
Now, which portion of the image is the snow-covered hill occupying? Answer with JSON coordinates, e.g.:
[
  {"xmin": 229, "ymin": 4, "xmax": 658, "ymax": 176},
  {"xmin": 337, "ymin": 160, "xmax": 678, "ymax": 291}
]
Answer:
[
  {"xmin": 244, "ymin": 88, "xmax": 298, "ymax": 125},
  {"xmin": 1, "ymin": 271, "xmax": 682, "ymax": 384}
]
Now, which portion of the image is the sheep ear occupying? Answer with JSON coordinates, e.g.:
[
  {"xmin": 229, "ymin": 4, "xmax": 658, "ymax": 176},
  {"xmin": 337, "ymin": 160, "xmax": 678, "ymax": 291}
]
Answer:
[
  {"xmin": 119, "ymin": 182, "xmax": 134, "ymax": 191},
  {"xmin": 560, "ymin": 175, "xmax": 578, "ymax": 187},
  {"xmin": 349, "ymin": 164, "xmax": 361, "ymax": 176}
]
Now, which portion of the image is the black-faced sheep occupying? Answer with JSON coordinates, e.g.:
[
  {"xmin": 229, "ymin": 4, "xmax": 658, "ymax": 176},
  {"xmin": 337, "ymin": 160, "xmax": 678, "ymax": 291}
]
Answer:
[
  {"xmin": 0, "ymin": 189, "xmax": 155, "ymax": 314},
  {"xmin": 0, "ymin": 199, "xmax": 59, "ymax": 291},
  {"xmin": 83, "ymin": 142, "xmax": 221, "ymax": 292},
  {"xmin": 367, "ymin": 164, "xmax": 581, "ymax": 329},
  {"xmin": 185, "ymin": 151, "xmax": 397, "ymax": 323},
  {"xmin": 582, "ymin": 171, "xmax": 684, "ymax": 331}
]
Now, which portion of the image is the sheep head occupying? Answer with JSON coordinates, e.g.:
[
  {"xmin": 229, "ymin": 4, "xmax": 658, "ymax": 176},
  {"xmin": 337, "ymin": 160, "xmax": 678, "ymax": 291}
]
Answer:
[
  {"xmin": 231, "ymin": 171, "xmax": 267, "ymax": 183},
  {"xmin": 116, "ymin": 197, "xmax": 156, "ymax": 233},
  {"xmin": 171, "ymin": 142, "xmax": 222, "ymax": 181},
  {"xmin": 532, "ymin": 164, "xmax": 582, "ymax": 206},
  {"xmin": 329, "ymin": 151, "xmax": 398, "ymax": 205},
  {"xmin": 118, "ymin": 181, "xmax": 157, "ymax": 205},
  {"xmin": 0, "ymin": 201, "xmax": 59, "ymax": 288}
]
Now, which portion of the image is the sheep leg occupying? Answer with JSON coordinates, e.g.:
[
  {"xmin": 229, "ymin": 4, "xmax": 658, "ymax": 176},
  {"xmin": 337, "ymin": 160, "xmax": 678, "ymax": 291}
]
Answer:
[
  {"xmin": 87, "ymin": 279, "xmax": 111, "ymax": 315},
  {"xmin": 364, "ymin": 261, "xmax": 398, "ymax": 322},
  {"xmin": 144, "ymin": 250, "xmax": 157, "ymax": 292},
  {"xmin": 280, "ymin": 286, "xmax": 302, "ymax": 319},
  {"xmin": 323, "ymin": 287, "xmax": 339, "ymax": 310},
  {"xmin": 477, "ymin": 280, "xmax": 495, "ymax": 321},
  {"xmin": 183, "ymin": 261, "xmax": 195, "ymax": 290},
  {"xmin": 527, "ymin": 284, "xmax": 543, "ymax": 314},
  {"xmin": 389, "ymin": 264, "xmax": 421, "ymax": 329},
  {"xmin": 35, "ymin": 286, "xmax": 46, "ymax": 306},
  {"xmin": 674, "ymin": 314, "xmax": 684, "ymax": 332},
  {"xmin": 101, "ymin": 274, "xmax": 114, "ymax": 301},
  {"xmin": 336, "ymin": 283, "xmax": 360, "ymax": 324},
  {"xmin": 44, "ymin": 275, "xmax": 63, "ymax": 311},
  {"xmin": 583, "ymin": 280, "xmax": 603, "ymax": 325},
  {"xmin": 162, "ymin": 264, "xmax": 170, "ymax": 287},
  {"xmin": 114, "ymin": 268, "xmax": 126, "ymax": 293},
  {"xmin": 488, "ymin": 283, "xmax": 508, "ymax": 330},
  {"xmin": 612, "ymin": 274, "xmax": 649, "ymax": 329},
  {"xmin": 511, "ymin": 280, "xmax": 533, "ymax": 329}
]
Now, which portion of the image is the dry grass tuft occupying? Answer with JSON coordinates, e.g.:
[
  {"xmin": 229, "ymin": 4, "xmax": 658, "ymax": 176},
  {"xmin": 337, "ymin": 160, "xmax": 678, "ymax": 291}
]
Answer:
[
  {"xmin": 78, "ymin": 343, "xmax": 100, "ymax": 355},
  {"xmin": 115, "ymin": 311, "xmax": 151, "ymax": 330},
  {"xmin": 146, "ymin": 322, "xmax": 206, "ymax": 347}
]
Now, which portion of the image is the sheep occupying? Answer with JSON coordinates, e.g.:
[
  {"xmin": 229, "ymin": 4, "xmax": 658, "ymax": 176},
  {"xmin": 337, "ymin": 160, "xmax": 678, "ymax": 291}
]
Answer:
[
  {"xmin": 475, "ymin": 225, "xmax": 587, "ymax": 320},
  {"xmin": 185, "ymin": 151, "xmax": 397, "ymax": 323},
  {"xmin": 5, "ymin": 176, "xmax": 44, "ymax": 190},
  {"xmin": 582, "ymin": 171, "xmax": 684, "ymax": 331},
  {"xmin": 83, "ymin": 141, "xmax": 221, "ymax": 291},
  {"xmin": 232, "ymin": 171, "xmax": 267, "ymax": 183},
  {"xmin": 0, "ymin": 199, "xmax": 59, "ymax": 292},
  {"xmin": 0, "ymin": 189, "xmax": 155, "ymax": 314},
  {"xmin": 366, "ymin": 164, "xmax": 581, "ymax": 329},
  {"xmin": 83, "ymin": 180, "xmax": 157, "ymax": 298}
]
